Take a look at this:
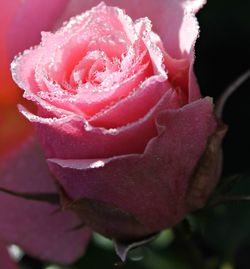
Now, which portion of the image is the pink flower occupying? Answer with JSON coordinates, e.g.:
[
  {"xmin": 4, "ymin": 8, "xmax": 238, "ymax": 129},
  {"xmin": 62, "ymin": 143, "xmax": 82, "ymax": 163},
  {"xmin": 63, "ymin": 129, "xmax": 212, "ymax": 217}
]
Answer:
[
  {"xmin": 0, "ymin": 139, "xmax": 91, "ymax": 266},
  {"xmin": 0, "ymin": 1, "xmax": 91, "ymax": 267},
  {"xmin": 9, "ymin": 0, "xmax": 226, "ymax": 252}
]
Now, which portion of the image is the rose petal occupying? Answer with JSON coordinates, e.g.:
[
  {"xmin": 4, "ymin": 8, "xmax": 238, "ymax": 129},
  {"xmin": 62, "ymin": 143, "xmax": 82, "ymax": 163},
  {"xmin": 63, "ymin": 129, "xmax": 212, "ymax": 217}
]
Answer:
[
  {"xmin": 89, "ymin": 79, "xmax": 171, "ymax": 128},
  {"xmin": 11, "ymin": 3, "xmax": 167, "ymax": 121},
  {"xmin": 0, "ymin": 137, "xmax": 91, "ymax": 264},
  {"xmin": 0, "ymin": 0, "xmax": 68, "ymax": 105},
  {"xmin": 58, "ymin": 0, "xmax": 204, "ymax": 102},
  {"xmin": 48, "ymin": 98, "xmax": 216, "ymax": 239},
  {"xmin": 7, "ymin": 0, "xmax": 68, "ymax": 59},
  {"xmin": 0, "ymin": 243, "xmax": 18, "ymax": 269},
  {"xmin": 0, "ymin": 0, "xmax": 68, "ymax": 154},
  {"xmin": 3, "ymin": 0, "xmax": 69, "ymax": 151},
  {"xmin": 11, "ymin": 1, "xmax": 202, "ymax": 125},
  {"xmin": 187, "ymin": 122, "xmax": 228, "ymax": 210},
  {"xmin": 60, "ymin": 0, "xmax": 205, "ymax": 59},
  {"xmin": 27, "ymin": 87, "xmax": 182, "ymax": 159}
]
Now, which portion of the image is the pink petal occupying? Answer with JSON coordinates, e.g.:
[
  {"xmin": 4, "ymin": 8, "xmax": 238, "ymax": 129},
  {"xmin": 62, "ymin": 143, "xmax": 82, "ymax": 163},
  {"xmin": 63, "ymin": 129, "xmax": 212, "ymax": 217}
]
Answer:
[
  {"xmin": 60, "ymin": 0, "xmax": 205, "ymax": 59},
  {"xmin": 58, "ymin": 0, "xmax": 204, "ymax": 102},
  {"xmin": 48, "ymin": 98, "xmax": 216, "ymax": 239},
  {"xmin": 29, "ymin": 87, "xmax": 182, "ymax": 159},
  {"xmin": 89, "ymin": 79, "xmax": 171, "ymax": 128},
  {"xmin": 0, "ymin": 243, "xmax": 18, "ymax": 269},
  {"xmin": 7, "ymin": 0, "xmax": 68, "ymax": 59},
  {"xmin": 11, "ymin": 3, "xmax": 167, "ymax": 122},
  {"xmin": 0, "ymin": 0, "xmax": 68, "ymax": 144},
  {"xmin": 0, "ymin": 137, "xmax": 91, "ymax": 264}
]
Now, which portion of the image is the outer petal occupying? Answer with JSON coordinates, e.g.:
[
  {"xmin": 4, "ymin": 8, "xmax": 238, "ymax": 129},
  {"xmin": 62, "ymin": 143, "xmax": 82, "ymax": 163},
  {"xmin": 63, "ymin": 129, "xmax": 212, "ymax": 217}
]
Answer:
[
  {"xmin": 187, "ymin": 122, "xmax": 228, "ymax": 209},
  {"xmin": 24, "ymin": 87, "xmax": 182, "ymax": 159},
  {"xmin": 49, "ymin": 98, "xmax": 217, "ymax": 240},
  {"xmin": 0, "ymin": 243, "xmax": 18, "ymax": 269},
  {"xmin": 7, "ymin": 0, "xmax": 68, "ymax": 59},
  {"xmin": 0, "ymin": 0, "xmax": 68, "ymax": 155},
  {"xmin": 0, "ymin": 0, "xmax": 68, "ymax": 105},
  {"xmin": 0, "ymin": 138, "xmax": 91, "ymax": 264}
]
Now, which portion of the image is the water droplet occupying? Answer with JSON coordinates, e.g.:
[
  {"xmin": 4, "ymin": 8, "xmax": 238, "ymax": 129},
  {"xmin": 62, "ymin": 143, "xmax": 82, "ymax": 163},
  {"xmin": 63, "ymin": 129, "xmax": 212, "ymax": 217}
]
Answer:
[
  {"xmin": 7, "ymin": 245, "xmax": 24, "ymax": 262},
  {"xmin": 84, "ymin": 122, "xmax": 93, "ymax": 131},
  {"xmin": 89, "ymin": 160, "xmax": 105, "ymax": 168}
]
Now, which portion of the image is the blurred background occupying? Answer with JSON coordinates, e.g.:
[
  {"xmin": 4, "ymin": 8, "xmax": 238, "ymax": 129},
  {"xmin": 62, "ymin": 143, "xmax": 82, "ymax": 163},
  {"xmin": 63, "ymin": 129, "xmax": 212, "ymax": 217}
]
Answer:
[
  {"xmin": 196, "ymin": 0, "xmax": 250, "ymax": 177},
  {"xmin": 8, "ymin": 0, "xmax": 250, "ymax": 268}
]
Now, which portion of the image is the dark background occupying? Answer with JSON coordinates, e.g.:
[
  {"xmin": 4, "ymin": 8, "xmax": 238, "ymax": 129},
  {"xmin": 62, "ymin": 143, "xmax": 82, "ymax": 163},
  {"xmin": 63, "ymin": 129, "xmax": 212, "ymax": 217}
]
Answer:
[{"xmin": 196, "ymin": 0, "xmax": 250, "ymax": 176}]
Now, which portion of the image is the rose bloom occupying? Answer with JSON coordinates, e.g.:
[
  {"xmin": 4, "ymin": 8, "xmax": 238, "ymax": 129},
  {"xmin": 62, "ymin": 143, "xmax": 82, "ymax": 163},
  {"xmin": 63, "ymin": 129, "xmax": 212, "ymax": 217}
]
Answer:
[
  {"xmin": 4, "ymin": 0, "xmax": 226, "ymax": 264},
  {"xmin": 11, "ymin": 1, "xmax": 227, "ymax": 240}
]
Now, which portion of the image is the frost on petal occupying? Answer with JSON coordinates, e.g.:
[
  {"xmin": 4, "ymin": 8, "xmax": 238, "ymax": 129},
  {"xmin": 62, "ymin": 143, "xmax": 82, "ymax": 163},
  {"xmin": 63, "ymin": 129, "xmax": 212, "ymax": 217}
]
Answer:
[
  {"xmin": 0, "ymin": 137, "xmax": 91, "ymax": 264},
  {"xmin": 11, "ymin": 2, "xmax": 173, "ymax": 124},
  {"xmin": 34, "ymin": 87, "xmax": 182, "ymax": 159},
  {"xmin": 89, "ymin": 79, "xmax": 171, "ymax": 128},
  {"xmin": 60, "ymin": 0, "xmax": 205, "ymax": 58},
  {"xmin": 58, "ymin": 0, "xmax": 205, "ymax": 102}
]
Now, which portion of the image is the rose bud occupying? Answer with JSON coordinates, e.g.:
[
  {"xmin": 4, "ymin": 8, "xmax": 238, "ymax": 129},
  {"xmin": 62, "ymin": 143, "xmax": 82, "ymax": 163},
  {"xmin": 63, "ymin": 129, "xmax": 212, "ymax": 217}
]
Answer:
[{"xmin": 11, "ymin": 1, "xmax": 226, "ymax": 243}]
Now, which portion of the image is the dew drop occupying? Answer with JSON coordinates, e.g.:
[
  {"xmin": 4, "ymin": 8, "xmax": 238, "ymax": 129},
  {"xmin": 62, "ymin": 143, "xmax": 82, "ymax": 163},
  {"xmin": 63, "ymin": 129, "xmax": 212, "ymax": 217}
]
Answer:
[
  {"xmin": 84, "ymin": 122, "xmax": 93, "ymax": 131},
  {"xmin": 7, "ymin": 245, "xmax": 24, "ymax": 262},
  {"xmin": 89, "ymin": 160, "xmax": 105, "ymax": 168}
]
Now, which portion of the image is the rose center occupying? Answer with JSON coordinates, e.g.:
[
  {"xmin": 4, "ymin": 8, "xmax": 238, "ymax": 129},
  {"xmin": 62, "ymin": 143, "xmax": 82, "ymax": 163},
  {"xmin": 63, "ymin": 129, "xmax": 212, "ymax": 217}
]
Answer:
[{"xmin": 70, "ymin": 49, "xmax": 124, "ymax": 91}]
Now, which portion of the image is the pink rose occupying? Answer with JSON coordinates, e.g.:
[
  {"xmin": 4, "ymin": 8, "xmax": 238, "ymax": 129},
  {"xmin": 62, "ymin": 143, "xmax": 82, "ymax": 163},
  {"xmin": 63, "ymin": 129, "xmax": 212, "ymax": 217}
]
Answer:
[{"xmin": 11, "ymin": 0, "xmax": 225, "ymax": 243}]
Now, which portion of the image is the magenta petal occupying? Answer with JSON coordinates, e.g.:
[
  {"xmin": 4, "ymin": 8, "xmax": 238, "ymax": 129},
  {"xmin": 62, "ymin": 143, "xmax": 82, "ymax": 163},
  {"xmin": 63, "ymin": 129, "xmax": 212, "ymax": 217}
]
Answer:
[
  {"xmin": 0, "ymin": 137, "xmax": 91, "ymax": 264},
  {"xmin": 7, "ymin": 0, "xmax": 68, "ymax": 59},
  {"xmin": 48, "ymin": 98, "xmax": 216, "ymax": 238},
  {"xmin": 0, "ymin": 243, "xmax": 18, "ymax": 269}
]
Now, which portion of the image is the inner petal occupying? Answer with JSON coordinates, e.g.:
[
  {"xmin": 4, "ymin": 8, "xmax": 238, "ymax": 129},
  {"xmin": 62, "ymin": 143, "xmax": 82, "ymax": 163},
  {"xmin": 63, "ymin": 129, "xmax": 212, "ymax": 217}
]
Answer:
[
  {"xmin": 70, "ymin": 50, "xmax": 107, "ymax": 86},
  {"xmin": 14, "ymin": 3, "xmax": 168, "ymax": 122}
]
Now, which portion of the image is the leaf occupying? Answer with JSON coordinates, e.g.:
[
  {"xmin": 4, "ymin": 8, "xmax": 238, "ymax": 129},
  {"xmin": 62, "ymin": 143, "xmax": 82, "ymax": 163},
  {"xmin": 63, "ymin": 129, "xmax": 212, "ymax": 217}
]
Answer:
[{"xmin": 193, "ymin": 174, "xmax": 250, "ymax": 258}]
